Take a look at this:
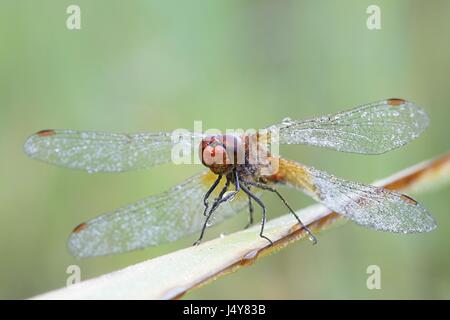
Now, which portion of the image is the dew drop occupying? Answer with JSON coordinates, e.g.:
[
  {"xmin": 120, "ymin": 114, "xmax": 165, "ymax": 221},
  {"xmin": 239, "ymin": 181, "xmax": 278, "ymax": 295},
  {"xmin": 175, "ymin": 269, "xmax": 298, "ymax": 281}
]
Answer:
[
  {"xmin": 282, "ymin": 117, "xmax": 293, "ymax": 124},
  {"xmin": 243, "ymin": 249, "xmax": 258, "ymax": 261},
  {"xmin": 307, "ymin": 235, "xmax": 317, "ymax": 244},
  {"xmin": 223, "ymin": 191, "xmax": 236, "ymax": 202},
  {"xmin": 160, "ymin": 286, "xmax": 187, "ymax": 300},
  {"xmin": 207, "ymin": 216, "xmax": 216, "ymax": 227}
]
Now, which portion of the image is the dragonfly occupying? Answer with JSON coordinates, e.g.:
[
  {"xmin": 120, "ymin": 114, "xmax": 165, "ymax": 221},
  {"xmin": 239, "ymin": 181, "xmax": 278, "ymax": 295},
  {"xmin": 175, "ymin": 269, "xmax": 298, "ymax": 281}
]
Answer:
[{"xmin": 24, "ymin": 98, "xmax": 436, "ymax": 258}]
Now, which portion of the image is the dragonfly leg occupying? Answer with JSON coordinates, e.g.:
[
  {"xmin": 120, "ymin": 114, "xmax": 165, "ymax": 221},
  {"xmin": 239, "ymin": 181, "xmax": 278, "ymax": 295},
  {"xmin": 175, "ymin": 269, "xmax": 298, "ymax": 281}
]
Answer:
[
  {"xmin": 244, "ymin": 188, "xmax": 254, "ymax": 229},
  {"xmin": 240, "ymin": 183, "xmax": 273, "ymax": 246},
  {"xmin": 230, "ymin": 170, "xmax": 254, "ymax": 229},
  {"xmin": 242, "ymin": 180, "xmax": 317, "ymax": 245},
  {"xmin": 203, "ymin": 174, "xmax": 222, "ymax": 217},
  {"xmin": 194, "ymin": 177, "xmax": 231, "ymax": 246},
  {"xmin": 233, "ymin": 169, "xmax": 240, "ymax": 191}
]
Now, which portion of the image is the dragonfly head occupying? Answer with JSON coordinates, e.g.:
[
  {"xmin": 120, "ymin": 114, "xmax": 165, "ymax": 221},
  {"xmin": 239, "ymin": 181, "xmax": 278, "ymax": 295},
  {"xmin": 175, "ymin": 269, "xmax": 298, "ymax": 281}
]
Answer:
[{"xmin": 199, "ymin": 134, "xmax": 244, "ymax": 174}]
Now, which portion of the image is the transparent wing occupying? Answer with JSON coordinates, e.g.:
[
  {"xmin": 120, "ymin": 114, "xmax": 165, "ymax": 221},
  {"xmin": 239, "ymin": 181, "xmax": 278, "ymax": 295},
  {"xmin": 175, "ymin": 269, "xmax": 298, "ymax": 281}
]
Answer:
[
  {"xmin": 68, "ymin": 170, "xmax": 255, "ymax": 258},
  {"xmin": 275, "ymin": 159, "xmax": 436, "ymax": 233},
  {"xmin": 24, "ymin": 129, "xmax": 201, "ymax": 173},
  {"xmin": 268, "ymin": 99, "xmax": 429, "ymax": 154}
]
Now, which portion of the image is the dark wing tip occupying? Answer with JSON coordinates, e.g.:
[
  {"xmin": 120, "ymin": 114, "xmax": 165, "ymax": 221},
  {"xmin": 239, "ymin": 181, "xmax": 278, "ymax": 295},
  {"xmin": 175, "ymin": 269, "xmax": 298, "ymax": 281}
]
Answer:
[
  {"xmin": 397, "ymin": 200, "xmax": 437, "ymax": 234},
  {"xmin": 387, "ymin": 98, "xmax": 407, "ymax": 106},
  {"xmin": 72, "ymin": 222, "xmax": 88, "ymax": 233},
  {"xmin": 24, "ymin": 129, "xmax": 57, "ymax": 157},
  {"xmin": 36, "ymin": 129, "xmax": 56, "ymax": 137}
]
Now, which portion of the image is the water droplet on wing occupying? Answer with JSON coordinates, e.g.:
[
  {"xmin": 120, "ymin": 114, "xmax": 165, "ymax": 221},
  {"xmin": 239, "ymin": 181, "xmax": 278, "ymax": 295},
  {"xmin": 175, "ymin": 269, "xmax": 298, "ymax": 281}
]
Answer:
[{"xmin": 282, "ymin": 117, "xmax": 293, "ymax": 124}]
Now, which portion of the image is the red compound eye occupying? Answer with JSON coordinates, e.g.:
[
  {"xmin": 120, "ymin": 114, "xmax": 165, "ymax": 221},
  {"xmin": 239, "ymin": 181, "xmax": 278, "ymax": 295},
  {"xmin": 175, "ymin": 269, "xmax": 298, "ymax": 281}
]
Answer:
[
  {"xmin": 201, "ymin": 144, "xmax": 227, "ymax": 166},
  {"xmin": 199, "ymin": 135, "xmax": 231, "ymax": 167}
]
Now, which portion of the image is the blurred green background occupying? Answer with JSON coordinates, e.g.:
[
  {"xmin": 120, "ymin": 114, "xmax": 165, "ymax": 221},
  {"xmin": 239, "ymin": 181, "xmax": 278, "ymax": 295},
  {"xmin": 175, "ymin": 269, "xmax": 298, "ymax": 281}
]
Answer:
[{"xmin": 1, "ymin": 0, "xmax": 449, "ymax": 299}]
